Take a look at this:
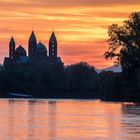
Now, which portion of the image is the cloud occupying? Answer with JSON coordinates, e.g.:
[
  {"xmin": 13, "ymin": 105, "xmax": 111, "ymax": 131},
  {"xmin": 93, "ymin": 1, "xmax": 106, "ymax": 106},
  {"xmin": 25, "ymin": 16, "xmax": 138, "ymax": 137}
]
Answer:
[
  {"xmin": 0, "ymin": 0, "xmax": 139, "ymax": 68},
  {"xmin": 25, "ymin": 0, "xmax": 140, "ymax": 7}
]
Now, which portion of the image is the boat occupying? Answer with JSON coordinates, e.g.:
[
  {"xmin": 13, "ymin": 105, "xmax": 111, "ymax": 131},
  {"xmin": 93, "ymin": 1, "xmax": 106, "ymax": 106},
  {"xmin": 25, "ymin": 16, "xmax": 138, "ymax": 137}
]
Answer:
[{"xmin": 10, "ymin": 93, "xmax": 33, "ymax": 98}]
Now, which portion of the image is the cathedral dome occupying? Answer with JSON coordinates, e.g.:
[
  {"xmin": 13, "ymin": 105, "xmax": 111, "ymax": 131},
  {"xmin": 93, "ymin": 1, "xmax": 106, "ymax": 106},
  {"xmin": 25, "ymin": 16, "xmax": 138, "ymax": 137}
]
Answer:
[
  {"xmin": 37, "ymin": 42, "xmax": 47, "ymax": 51},
  {"xmin": 36, "ymin": 42, "xmax": 47, "ymax": 57},
  {"xmin": 15, "ymin": 45, "xmax": 26, "ymax": 58}
]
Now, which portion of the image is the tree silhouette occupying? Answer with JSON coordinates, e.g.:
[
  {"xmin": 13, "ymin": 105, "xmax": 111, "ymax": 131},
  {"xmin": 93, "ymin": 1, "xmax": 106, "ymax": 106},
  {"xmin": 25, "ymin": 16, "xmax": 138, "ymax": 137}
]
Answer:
[
  {"xmin": 105, "ymin": 12, "xmax": 140, "ymax": 73},
  {"xmin": 65, "ymin": 62, "xmax": 97, "ymax": 94}
]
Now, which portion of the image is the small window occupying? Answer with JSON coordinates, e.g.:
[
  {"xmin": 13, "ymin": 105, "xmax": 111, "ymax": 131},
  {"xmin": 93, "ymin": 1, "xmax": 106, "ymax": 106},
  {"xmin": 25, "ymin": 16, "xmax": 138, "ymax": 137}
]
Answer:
[
  {"xmin": 52, "ymin": 45, "xmax": 54, "ymax": 48},
  {"xmin": 52, "ymin": 53, "xmax": 54, "ymax": 55}
]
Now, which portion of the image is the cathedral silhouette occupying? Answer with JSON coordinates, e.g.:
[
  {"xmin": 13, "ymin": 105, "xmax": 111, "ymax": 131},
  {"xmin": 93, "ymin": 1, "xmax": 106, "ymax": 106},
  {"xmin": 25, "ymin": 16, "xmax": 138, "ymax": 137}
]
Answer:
[{"xmin": 4, "ymin": 31, "xmax": 63, "ymax": 70}]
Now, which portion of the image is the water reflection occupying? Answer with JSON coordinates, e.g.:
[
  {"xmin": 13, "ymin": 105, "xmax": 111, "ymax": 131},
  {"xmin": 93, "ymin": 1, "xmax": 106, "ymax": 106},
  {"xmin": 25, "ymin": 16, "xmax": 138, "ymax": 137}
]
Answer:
[
  {"xmin": 27, "ymin": 100, "xmax": 49, "ymax": 140},
  {"xmin": 0, "ymin": 99, "xmax": 139, "ymax": 139},
  {"xmin": 121, "ymin": 103, "xmax": 140, "ymax": 140},
  {"xmin": 48, "ymin": 101, "xmax": 57, "ymax": 139}
]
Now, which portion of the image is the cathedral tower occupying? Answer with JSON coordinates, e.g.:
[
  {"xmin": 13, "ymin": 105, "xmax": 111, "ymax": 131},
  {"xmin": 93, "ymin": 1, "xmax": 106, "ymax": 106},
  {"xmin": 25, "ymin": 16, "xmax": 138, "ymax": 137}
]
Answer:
[
  {"xmin": 49, "ymin": 31, "xmax": 57, "ymax": 58},
  {"xmin": 9, "ymin": 37, "xmax": 15, "ymax": 59},
  {"xmin": 28, "ymin": 31, "xmax": 37, "ymax": 59}
]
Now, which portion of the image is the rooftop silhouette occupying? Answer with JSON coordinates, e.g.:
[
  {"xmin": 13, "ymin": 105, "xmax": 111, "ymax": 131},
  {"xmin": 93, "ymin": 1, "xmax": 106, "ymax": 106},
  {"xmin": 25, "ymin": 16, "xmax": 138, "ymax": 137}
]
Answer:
[{"xmin": 4, "ymin": 31, "xmax": 63, "ymax": 70}]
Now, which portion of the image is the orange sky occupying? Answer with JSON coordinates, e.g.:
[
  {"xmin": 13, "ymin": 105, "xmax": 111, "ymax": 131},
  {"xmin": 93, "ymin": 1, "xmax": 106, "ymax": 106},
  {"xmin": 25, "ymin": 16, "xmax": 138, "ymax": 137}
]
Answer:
[{"xmin": 0, "ymin": 0, "xmax": 140, "ymax": 68}]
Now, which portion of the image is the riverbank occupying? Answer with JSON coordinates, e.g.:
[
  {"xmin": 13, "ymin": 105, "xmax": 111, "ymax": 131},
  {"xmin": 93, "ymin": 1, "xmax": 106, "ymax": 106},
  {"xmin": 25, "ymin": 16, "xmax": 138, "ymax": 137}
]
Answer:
[{"xmin": 0, "ymin": 91, "xmax": 140, "ymax": 103}]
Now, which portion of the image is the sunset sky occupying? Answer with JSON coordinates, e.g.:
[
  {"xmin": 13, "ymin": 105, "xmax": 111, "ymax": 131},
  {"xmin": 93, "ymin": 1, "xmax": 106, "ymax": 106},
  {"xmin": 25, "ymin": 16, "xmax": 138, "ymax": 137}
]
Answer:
[{"xmin": 0, "ymin": 0, "xmax": 140, "ymax": 68}]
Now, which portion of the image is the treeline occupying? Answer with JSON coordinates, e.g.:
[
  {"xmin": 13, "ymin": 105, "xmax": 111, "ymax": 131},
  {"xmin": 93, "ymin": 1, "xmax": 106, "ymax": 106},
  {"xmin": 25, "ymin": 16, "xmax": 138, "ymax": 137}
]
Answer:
[
  {"xmin": 0, "ymin": 62, "xmax": 98, "ymax": 98},
  {"xmin": 0, "ymin": 61, "xmax": 139, "ymax": 101}
]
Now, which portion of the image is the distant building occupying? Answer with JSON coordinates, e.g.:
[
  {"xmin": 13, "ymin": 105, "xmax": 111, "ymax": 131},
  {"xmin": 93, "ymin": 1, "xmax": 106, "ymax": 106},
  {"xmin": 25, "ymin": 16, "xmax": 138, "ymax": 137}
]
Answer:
[{"xmin": 4, "ymin": 31, "xmax": 63, "ymax": 70}]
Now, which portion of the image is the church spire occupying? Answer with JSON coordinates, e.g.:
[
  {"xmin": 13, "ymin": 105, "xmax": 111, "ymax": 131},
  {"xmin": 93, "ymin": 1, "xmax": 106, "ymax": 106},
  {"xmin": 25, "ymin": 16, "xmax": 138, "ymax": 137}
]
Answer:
[
  {"xmin": 29, "ymin": 31, "xmax": 37, "ymax": 42},
  {"xmin": 49, "ymin": 31, "xmax": 57, "ymax": 58},
  {"xmin": 49, "ymin": 31, "xmax": 57, "ymax": 43},
  {"xmin": 9, "ymin": 36, "xmax": 15, "ymax": 59},
  {"xmin": 9, "ymin": 36, "xmax": 15, "ymax": 46},
  {"xmin": 28, "ymin": 31, "xmax": 37, "ymax": 59}
]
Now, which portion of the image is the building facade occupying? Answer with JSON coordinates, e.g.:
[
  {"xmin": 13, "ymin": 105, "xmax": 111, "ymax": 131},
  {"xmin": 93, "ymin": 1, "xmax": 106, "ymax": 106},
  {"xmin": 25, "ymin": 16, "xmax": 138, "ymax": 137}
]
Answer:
[{"xmin": 4, "ymin": 31, "xmax": 63, "ymax": 70}]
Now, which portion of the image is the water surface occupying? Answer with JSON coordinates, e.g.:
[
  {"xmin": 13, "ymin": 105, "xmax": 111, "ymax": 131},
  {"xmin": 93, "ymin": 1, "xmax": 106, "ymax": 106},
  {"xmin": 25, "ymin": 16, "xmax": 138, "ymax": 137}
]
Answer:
[{"xmin": 0, "ymin": 99, "xmax": 139, "ymax": 140}]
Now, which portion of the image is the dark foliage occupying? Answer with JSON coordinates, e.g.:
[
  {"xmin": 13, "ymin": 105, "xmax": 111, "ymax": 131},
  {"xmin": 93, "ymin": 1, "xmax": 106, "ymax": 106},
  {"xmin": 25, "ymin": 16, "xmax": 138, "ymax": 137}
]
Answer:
[
  {"xmin": 0, "ymin": 62, "xmax": 99, "ymax": 99},
  {"xmin": 0, "ymin": 60, "xmax": 140, "ymax": 101},
  {"xmin": 103, "ymin": 12, "xmax": 140, "ymax": 102},
  {"xmin": 64, "ymin": 62, "xmax": 98, "ymax": 98},
  {"xmin": 104, "ymin": 12, "xmax": 140, "ymax": 74}
]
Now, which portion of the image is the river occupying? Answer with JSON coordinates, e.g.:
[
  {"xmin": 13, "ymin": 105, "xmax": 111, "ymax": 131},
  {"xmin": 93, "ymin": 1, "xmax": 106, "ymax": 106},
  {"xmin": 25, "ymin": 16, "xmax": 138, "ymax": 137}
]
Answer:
[{"xmin": 0, "ymin": 99, "xmax": 139, "ymax": 140}]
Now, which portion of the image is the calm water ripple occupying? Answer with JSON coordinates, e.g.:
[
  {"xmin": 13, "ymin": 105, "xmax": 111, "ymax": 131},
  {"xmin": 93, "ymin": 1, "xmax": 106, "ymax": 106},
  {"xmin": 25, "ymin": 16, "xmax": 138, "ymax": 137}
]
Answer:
[{"xmin": 0, "ymin": 99, "xmax": 139, "ymax": 140}]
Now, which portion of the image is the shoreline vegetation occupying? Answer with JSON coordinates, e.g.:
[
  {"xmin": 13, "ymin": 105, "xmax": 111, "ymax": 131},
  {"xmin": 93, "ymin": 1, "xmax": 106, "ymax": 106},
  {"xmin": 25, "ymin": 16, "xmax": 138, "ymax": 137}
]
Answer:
[
  {"xmin": 0, "ymin": 61, "xmax": 139, "ymax": 102},
  {"xmin": 1, "ymin": 12, "xmax": 140, "ymax": 102},
  {"xmin": 0, "ymin": 91, "xmax": 140, "ymax": 103}
]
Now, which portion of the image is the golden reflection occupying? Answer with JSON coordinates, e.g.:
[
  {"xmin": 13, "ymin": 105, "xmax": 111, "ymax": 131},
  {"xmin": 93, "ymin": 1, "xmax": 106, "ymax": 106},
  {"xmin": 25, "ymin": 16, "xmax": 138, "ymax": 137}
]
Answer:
[
  {"xmin": 48, "ymin": 101, "xmax": 57, "ymax": 139},
  {"xmin": 0, "ymin": 100, "xmax": 139, "ymax": 139}
]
